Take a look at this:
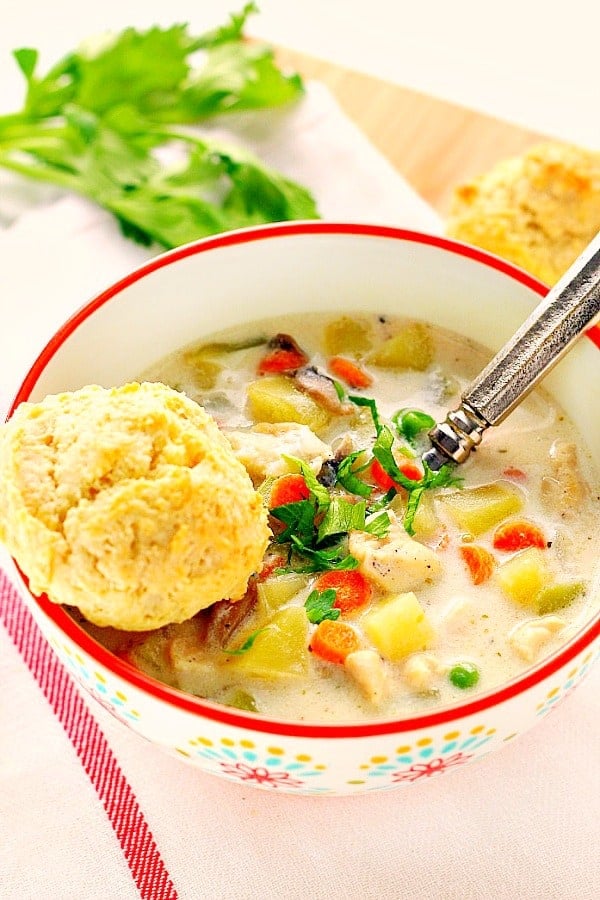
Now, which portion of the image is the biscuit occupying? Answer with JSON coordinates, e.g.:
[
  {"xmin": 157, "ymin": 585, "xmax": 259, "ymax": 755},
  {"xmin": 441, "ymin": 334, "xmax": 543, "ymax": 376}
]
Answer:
[
  {"xmin": 0, "ymin": 382, "xmax": 270, "ymax": 630},
  {"xmin": 446, "ymin": 142, "xmax": 600, "ymax": 284}
]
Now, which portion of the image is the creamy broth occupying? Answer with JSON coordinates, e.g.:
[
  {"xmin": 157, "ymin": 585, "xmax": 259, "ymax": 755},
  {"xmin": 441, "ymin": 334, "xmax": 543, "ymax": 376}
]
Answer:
[{"xmin": 81, "ymin": 312, "xmax": 600, "ymax": 722}]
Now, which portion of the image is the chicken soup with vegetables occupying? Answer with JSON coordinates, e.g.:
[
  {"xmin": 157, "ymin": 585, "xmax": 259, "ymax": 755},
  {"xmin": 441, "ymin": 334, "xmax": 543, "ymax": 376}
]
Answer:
[{"xmin": 80, "ymin": 312, "xmax": 600, "ymax": 722}]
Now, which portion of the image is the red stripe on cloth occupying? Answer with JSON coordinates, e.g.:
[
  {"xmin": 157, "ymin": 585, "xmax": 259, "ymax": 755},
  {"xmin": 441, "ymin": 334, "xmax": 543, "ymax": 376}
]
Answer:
[{"xmin": 0, "ymin": 572, "xmax": 178, "ymax": 900}]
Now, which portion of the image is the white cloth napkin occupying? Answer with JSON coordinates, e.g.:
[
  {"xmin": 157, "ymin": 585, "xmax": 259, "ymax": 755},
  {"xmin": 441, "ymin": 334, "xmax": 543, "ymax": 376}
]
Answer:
[{"xmin": 1, "ymin": 82, "xmax": 598, "ymax": 900}]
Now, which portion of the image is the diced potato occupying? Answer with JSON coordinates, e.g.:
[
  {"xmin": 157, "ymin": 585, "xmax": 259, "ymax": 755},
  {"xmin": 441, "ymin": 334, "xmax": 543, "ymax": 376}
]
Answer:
[
  {"xmin": 363, "ymin": 592, "xmax": 436, "ymax": 661},
  {"xmin": 323, "ymin": 316, "xmax": 373, "ymax": 356},
  {"xmin": 437, "ymin": 481, "xmax": 525, "ymax": 536},
  {"xmin": 367, "ymin": 322, "xmax": 433, "ymax": 370},
  {"xmin": 535, "ymin": 581, "xmax": 585, "ymax": 615},
  {"xmin": 247, "ymin": 375, "xmax": 330, "ymax": 431},
  {"xmin": 257, "ymin": 574, "xmax": 309, "ymax": 615},
  {"xmin": 225, "ymin": 607, "xmax": 308, "ymax": 679},
  {"xmin": 495, "ymin": 548, "xmax": 551, "ymax": 608},
  {"xmin": 187, "ymin": 358, "xmax": 221, "ymax": 389}
]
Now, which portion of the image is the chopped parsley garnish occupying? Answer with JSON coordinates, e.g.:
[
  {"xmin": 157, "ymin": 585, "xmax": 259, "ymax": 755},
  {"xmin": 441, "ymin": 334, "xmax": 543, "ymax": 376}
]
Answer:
[
  {"xmin": 349, "ymin": 393, "xmax": 462, "ymax": 534},
  {"xmin": 317, "ymin": 496, "xmax": 367, "ymax": 542},
  {"xmin": 336, "ymin": 450, "xmax": 373, "ymax": 498},
  {"xmin": 270, "ymin": 499, "xmax": 315, "ymax": 545},
  {"xmin": 288, "ymin": 536, "xmax": 359, "ymax": 573},
  {"xmin": 364, "ymin": 510, "xmax": 391, "ymax": 538},
  {"xmin": 304, "ymin": 588, "xmax": 340, "ymax": 624},
  {"xmin": 348, "ymin": 395, "xmax": 383, "ymax": 434},
  {"xmin": 282, "ymin": 455, "xmax": 330, "ymax": 512}
]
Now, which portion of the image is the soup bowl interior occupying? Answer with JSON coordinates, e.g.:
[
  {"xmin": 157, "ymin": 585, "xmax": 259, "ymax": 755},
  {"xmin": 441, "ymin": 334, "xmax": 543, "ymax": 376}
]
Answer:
[{"xmin": 8, "ymin": 222, "xmax": 600, "ymax": 795}]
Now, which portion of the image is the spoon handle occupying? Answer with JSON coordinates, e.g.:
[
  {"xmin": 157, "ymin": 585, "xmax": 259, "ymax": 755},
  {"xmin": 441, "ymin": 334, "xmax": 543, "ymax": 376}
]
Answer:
[{"xmin": 424, "ymin": 230, "xmax": 600, "ymax": 470}]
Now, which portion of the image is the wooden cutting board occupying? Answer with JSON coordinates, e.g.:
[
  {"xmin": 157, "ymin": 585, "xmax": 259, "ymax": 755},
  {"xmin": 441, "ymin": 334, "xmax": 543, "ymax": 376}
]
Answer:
[{"xmin": 276, "ymin": 46, "xmax": 545, "ymax": 217}]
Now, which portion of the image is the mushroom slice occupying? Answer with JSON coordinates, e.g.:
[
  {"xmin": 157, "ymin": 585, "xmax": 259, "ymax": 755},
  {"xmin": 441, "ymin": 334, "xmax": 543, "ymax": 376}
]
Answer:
[{"xmin": 294, "ymin": 366, "xmax": 354, "ymax": 415}]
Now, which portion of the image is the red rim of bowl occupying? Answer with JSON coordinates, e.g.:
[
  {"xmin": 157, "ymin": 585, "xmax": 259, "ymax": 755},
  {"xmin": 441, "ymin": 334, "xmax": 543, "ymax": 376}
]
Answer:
[{"xmin": 8, "ymin": 222, "xmax": 600, "ymax": 739}]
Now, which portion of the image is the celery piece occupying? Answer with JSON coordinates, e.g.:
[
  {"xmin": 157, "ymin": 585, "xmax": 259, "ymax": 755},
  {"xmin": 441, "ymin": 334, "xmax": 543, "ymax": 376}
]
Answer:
[
  {"xmin": 536, "ymin": 581, "xmax": 585, "ymax": 615},
  {"xmin": 224, "ymin": 689, "xmax": 258, "ymax": 713}
]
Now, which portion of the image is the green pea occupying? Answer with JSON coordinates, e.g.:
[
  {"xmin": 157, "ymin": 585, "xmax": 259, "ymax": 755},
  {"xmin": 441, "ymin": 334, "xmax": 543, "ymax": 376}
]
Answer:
[
  {"xmin": 449, "ymin": 663, "xmax": 480, "ymax": 690},
  {"xmin": 392, "ymin": 408, "xmax": 436, "ymax": 445}
]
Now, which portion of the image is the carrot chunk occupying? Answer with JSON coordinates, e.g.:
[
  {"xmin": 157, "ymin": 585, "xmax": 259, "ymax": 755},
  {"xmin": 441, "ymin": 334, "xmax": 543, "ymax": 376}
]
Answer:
[
  {"xmin": 370, "ymin": 458, "xmax": 422, "ymax": 492},
  {"xmin": 269, "ymin": 474, "xmax": 310, "ymax": 509},
  {"xmin": 310, "ymin": 619, "xmax": 360, "ymax": 664},
  {"xmin": 459, "ymin": 544, "xmax": 496, "ymax": 585},
  {"xmin": 328, "ymin": 356, "xmax": 373, "ymax": 389},
  {"xmin": 315, "ymin": 569, "xmax": 372, "ymax": 615},
  {"xmin": 257, "ymin": 333, "xmax": 309, "ymax": 375},
  {"xmin": 493, "ymin": 519, "xmax": 547, "ymax": 552}
]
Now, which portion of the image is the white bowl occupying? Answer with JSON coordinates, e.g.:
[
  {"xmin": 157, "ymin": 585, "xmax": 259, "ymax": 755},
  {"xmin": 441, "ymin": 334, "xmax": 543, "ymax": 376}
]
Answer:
[{"xmin": 6, "ymin": 222, "xmax": 600, "ymax": 795}]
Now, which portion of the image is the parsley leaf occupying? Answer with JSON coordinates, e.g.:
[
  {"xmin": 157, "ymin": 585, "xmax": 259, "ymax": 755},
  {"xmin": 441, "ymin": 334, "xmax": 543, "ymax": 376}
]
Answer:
[
  {"xmin": 372, "ymin": 425, "xmax": 419, "ymax": 492},
  {"xmin": 270, "ymin": 499, "xmax": 315, "ymax": 545},
  {"xmin": 288, "ymin": 536, "xmax": 359, "ymax": 573},
  {"xmin": 403, "ymin": 462, "xmax": 462, "ymax": 535},
  {"xmin": 317, "ymin": 496, "xmax": 366, "ymax": 543},
  {"xmin": 282, "ymin": 455, "xmax": 330, "ymax": 513},
  {"xmin": 336, "ymin": 450, "xmax": 372, "ymax": 498},
  {"xmin": 304, "ymin": 589, "xmax": 340, "ymax": 624},
  {"xmin": 348, "ymin": 395, "xmax": 383, "ymax": 434},
  {"xmin": 364, "ymin": 510, "xmax": 391, "ymax": 538}
]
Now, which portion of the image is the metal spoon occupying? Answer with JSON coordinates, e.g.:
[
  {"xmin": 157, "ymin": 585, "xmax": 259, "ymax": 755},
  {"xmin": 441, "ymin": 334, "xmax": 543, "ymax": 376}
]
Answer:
[{"xmin": 423, "ymin": 230, "xmax": 600, "ymax": 471}]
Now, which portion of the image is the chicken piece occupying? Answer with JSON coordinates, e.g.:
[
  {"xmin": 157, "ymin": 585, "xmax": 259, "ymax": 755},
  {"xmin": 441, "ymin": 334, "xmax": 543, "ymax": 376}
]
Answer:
[
  {"xmin": 541, "ymin": 440, "xmax": 587, "ymax": 516},
  {"xmin": 225, "ymin": 422, "xmax": 332, "ymax": 482},
  {"xmin": 439, "ymin": 595, "xmax": 475, "ymax": 632},
  {"xmin": 344, "ymin": 649, "xmax": 388, "ymax": 705},
  {"xmin": 348, "ymin": 512, "xmax": 442, "ymax": 593},
  {"xmin": 402, "ymin": 652, "xmax": 447, "ymax": 693},
  {"xmin": 509, "ymin": 615, "xmax": 566, "ymax": 663}
]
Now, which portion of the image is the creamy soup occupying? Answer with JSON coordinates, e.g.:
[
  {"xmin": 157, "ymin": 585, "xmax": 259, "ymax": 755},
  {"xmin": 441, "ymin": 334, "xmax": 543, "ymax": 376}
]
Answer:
[{"xmin": 79, "ymin": 312, "xmax": 600, "ymax": 722}]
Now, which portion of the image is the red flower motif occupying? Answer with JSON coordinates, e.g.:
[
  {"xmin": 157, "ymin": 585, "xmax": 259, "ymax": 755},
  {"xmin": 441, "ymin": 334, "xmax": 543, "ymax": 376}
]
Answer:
[
  {"xmin": 392, "ymin": 752, "xmax": 473, "ymax": 783},
  {"xmin": 219, "ymin": 761, "xmax": 304, "ymax": 789}
]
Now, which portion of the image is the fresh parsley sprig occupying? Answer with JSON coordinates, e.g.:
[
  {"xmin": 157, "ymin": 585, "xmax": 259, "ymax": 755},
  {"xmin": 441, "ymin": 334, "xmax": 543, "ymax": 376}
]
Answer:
[
  {"xmin": 0, "ymin": 5, "xmax": 319, "ymax": 248},
  {"xmin": 349, "ymin": 393, "xmax": 462, "ymax": 535},
  {"xmin": 304, "ymin": 589, "xmax": 340, "ymax": 624}
]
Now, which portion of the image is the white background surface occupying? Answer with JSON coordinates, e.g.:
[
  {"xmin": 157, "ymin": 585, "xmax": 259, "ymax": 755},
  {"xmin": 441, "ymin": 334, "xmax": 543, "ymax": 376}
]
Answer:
[{"xmin": 0, "ymin": 0, "xmax": 599, "ymax": 148}]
